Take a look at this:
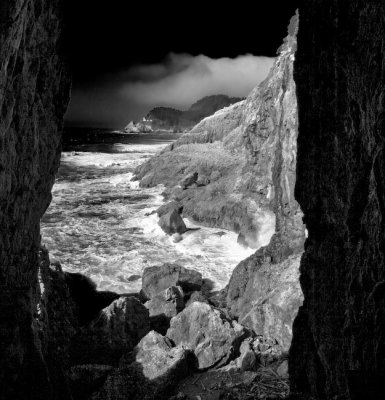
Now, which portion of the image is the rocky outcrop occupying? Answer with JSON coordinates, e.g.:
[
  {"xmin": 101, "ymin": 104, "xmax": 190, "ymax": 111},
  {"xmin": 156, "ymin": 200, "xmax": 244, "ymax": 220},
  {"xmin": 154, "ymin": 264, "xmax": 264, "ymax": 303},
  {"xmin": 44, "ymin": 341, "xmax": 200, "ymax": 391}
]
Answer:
[
  {"xmin": 158, "ymin": 209, "xmax": 188, "ymax": 235},
  {"xmin": 141, "ymin": 264, "xmax": 203, "ymax": 300},
  {"xmin": 134, "ymin": 16, "xmax": 303, "ymax": 253},
  {"xmin": 124, "ymin": 120, "xmax": 153, "ymax": 134},
  {"xmin": 290, "ymin": 2, "xmax": 385, "ymax": 399},
  {"xmin": 225, "ymin": 13, "xmax": 304, "ymax": 351},
  {"xmin": 167, "ymin": 302, "xmax": 248, "ymax": 369},
  {"xmin": 92, "ymin": 331, "xmax": 194, "ymax": 400},
  {"xmin": 70, "ymin": 296, "xmax": 150, "ymax": 365},
  {"xmin": 127, "ymin": 95, "xmax": 243, "ymax": 133},
  {"xmin": 0, "ymin": 0, "xmax": 70, "ymax": 398}
]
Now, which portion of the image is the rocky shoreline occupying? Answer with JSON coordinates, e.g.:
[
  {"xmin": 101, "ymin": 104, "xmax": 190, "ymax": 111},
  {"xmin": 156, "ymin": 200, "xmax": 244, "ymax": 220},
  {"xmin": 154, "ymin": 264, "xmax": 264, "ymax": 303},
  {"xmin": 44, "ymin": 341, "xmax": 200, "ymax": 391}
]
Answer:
[
  {"xmin": 31, "ymin": 14, "xmax": 305, "ymax": 400},
  {"xmin": 37, "ymin": 245, "xmax": 291, "ymax": 400}
]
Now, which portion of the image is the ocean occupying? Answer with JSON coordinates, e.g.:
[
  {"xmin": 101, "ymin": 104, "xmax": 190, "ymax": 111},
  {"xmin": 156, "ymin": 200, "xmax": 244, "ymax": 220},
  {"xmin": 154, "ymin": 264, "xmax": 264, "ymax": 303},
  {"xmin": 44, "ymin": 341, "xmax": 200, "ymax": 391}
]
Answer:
[{"xmin": 40, "ymin": 128, "xmax": 254, "ymax": 294}]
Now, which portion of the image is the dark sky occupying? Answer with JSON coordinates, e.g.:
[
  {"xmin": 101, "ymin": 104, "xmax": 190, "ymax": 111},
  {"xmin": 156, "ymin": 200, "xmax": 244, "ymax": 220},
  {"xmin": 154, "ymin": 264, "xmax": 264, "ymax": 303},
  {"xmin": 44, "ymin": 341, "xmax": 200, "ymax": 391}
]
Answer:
[{"xmin": 63, "ymin": 1, "xmax": 299, "ymax": 128}]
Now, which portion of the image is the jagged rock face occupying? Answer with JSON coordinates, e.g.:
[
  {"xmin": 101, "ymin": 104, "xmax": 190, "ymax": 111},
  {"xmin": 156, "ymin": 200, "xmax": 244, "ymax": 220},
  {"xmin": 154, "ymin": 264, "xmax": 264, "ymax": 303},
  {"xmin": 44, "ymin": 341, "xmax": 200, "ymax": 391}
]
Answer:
[
  {"xmin": 0, "ymin": 0, "xmax": 70, "ymax": 398},
  {"xmin": 135, "ymin": 16, "xmax": 303, "ymax": 251},
  {"xmin": 226, "ymin": 14, "xmax": 304, "ymax": 350},
  {"xmin": 290, "ymin": 3, "xmax": 385, "ymax": 399}
]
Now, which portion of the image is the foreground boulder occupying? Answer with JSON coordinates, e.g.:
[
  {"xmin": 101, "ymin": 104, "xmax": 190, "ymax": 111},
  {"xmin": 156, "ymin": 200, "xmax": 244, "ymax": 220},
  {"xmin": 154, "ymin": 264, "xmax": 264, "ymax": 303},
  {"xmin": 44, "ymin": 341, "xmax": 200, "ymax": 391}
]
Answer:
[
  {"xmin": 92, "ymin": 331, "xmax": 194, "ymax": 400},
  {"xmin": 142, "ymin": 264, "xmax": 202, "ymax": 300},
  {"xmin": 70, "ymin": 296, "xmax": 150, "ymax": 365},
  {"xmin": 228, "ymin": 253, "xmax": 302, "ymax": 351},
  {"xmin": 167, "ymin": 302, "xmax": 248, "ymax": 369},
  {"xmin": 158, "ymin": 209, "xmax": 187, "ymax": 235}
]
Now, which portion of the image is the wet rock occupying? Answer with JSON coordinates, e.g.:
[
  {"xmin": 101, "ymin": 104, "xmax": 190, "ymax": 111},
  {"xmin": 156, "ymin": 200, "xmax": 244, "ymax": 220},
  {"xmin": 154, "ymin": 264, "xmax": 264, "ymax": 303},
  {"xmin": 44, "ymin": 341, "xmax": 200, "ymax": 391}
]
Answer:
[
  {"xmin": 145, "ymin": 286, "xmax": 185, "ymax": 334},
  {"xmin": 167, "ymin": 302, "xmax": 248, "ymax": 369},
  {"xmin": 67, "ymin": 364, "xmax": 113, "ymax": 400},
  {"xmin": 142, "ymin": 264, "xmax": 202, "ymax": 300},
  {"xmin": 180, "ymin": 172, "xmax": 198, "ymax": 189},
  {"xmin": 158, "ymin": 209, "xmax": 187, "ymax": 235},
  {"xmin": 92, "ymin": 331, "xmax": 194, "ymax": 400},
  {"xmin": 156, "ymin": 201, "xmax": 183, "ymax": 217},
  {"xmin": 70, "ymin": 296, "xmax": 150, "ymax": 365},
  {"xmin": 172, "ymin": 233, "xmax": 183, "ymax": 243}
]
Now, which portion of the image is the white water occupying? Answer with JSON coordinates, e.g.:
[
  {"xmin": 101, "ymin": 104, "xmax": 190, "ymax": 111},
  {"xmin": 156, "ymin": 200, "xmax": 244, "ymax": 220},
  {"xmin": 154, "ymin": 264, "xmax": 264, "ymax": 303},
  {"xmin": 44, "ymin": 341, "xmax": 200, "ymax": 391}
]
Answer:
[{"xmin": 41, "ymin": 140, "xmax": 254, "ymax": 294}]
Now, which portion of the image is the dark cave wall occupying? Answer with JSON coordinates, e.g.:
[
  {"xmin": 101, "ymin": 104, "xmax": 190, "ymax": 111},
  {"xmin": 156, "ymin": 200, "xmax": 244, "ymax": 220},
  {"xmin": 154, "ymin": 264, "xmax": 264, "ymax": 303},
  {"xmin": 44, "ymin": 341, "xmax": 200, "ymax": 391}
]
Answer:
[
  {"xmin": 290, "ymin": 1, "xmax": 385, "ymax": 399},
  {"xmin": 0, "ymin": 0, "xmax": 70, "ymax": 398}
]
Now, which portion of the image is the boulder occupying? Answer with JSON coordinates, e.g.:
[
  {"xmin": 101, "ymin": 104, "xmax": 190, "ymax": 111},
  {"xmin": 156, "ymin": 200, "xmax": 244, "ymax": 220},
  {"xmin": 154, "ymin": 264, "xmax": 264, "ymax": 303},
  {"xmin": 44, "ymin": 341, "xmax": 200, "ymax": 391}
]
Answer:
[
  {"xmin": 142, "ymin": 264, "xmax": 202, "ymax": 300},
  {"xmin": 67, "ymin": 364, "xmax": 113, "ymax": 400},
  {"xmin": 166, "ymin": 302, "xmax": 248, "ymax": 369},
  {"xmin": 70, "ymin": 296, "xmax": 150, "ymax": 365},
  {"xmin": 145, "ymin": 286, "xmax": 185, "ymax": 333},
  {"xmin": 156, "ymin": 201, "xmax": 183, "ymax": 217},
  {"xmin": 92, "ymin": 331, "xmax": 194, "ymax": 400},
  {"xmin": 158, "ymin": 209, "xmax": 187, "ymax": 235},
  {"xmin": 227, "ymin": 253, "xmax": 303, "ymax": 351},
  {"xmin": 179, "ymin": 172, "xmax": 198, "ymax": 189}
]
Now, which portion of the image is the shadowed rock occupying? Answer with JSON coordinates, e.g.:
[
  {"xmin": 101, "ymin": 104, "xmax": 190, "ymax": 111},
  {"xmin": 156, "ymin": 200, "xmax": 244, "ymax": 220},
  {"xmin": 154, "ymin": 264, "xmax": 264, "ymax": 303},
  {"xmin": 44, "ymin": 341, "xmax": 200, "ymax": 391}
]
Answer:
[
  {"xmin": 145, "ymin": 286, "xmax": 185, "ymax": 334},
  {"xmin": 92, "ymin": 331, "xmax": 194, "ymax": 400},
  {"xmin": 70, "ymin": 297, "xmax": 150, "ymax": 365}
]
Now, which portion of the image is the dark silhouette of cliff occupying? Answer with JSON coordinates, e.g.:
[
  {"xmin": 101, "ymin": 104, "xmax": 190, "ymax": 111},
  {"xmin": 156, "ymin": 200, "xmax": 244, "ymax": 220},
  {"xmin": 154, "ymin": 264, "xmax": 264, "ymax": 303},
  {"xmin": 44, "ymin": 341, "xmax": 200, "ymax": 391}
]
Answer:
[{"xmin": 290, "ymin": 2, "xmax": 385, "ymax": 399}]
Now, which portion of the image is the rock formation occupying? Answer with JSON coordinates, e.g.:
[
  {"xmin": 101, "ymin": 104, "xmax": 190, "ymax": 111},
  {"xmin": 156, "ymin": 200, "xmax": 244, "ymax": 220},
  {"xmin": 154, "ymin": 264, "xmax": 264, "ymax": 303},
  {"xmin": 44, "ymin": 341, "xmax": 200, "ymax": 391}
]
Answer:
[
  {"xmin": 224, "ymin": 13, "xmax": 304, "ymax": 354},
  {"xmin": 134, "ymin": 16, "xmax": 303, "ymax": 254},
  {"xmin": 290, "ymin": 2, "xmax": 385, "ymax": 399},
  {"xmin": 126, "ymin": 95, "xmax": 243, "ymax": 133},
  {"xmin": 0, "ymin": 1, "xmax": 70, "ymax": 398}
]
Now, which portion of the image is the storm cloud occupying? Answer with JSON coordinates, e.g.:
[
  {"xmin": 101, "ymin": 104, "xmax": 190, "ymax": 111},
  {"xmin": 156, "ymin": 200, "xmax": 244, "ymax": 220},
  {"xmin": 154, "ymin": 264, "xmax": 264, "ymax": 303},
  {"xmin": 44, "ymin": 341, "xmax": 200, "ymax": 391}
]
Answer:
[{"xmin": 66, "ymin": 53, "xmax": 274, "ymax": 129}]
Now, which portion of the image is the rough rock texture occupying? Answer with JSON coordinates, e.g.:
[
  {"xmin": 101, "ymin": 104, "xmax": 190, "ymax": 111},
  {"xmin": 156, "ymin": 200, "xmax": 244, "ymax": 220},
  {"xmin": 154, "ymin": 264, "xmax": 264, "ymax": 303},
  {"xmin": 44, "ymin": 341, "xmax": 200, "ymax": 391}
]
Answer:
[
  {"xmin": 141, "ymin": 264, "xmax": 202, "ymax": 300},
  {"xmin": 145, "ymin": 286, "xmax": 185, "ymax": 334},
  {"xmin": 226, "ymin": 14, "xmax": 304, "ymax": 350},
  {"xmin": 126, "ymin": 95, "xmax": 244, "ymax": 133},
  {"xmin": 92, "ymin": 331, "xmax": 194, "ymax": 400},
  {"xmin": 167, "ymin": 302, "xmax": 248, "ymax": 369},
  {"xmin": 290, "ymin": 3, "xmax": 385, "ymax": 399},
  {"xmin": 158, "ymin": 209, "xmax": 188, "ymax": 235},
  {"xmin": 70, "ymin": 296, "xmax": 150, "ymax": 365},
  {"xmin": 0, "ymin": 0, "xmax": 70, "ymax": 397},
  {"xmin": 134, "ymin": 15, "xmax": 303, "ymax": 252}
]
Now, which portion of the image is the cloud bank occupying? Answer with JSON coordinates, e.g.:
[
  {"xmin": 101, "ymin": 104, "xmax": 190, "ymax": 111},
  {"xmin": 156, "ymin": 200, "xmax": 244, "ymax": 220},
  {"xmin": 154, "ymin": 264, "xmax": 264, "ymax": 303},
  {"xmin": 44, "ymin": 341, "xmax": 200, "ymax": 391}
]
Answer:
[{"xmin": 66, "ymin": 53, "xmax": 274, "ymax": 128}]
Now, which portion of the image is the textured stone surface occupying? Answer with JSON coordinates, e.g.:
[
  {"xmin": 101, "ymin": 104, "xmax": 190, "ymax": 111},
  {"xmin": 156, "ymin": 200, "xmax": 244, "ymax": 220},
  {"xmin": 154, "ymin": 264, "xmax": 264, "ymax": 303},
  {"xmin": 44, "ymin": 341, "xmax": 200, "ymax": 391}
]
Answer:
[
  {"xmin": 226, "ymin": 14, "xmax": 304, "ymax": 350},
  {"xmin": 70, "ymin": 296, "xmax": 150, "ymax": 365},
  {"xmin": 0, "ymin": 0, "xmax": 70, "ymax": 397},
  {"xmin": 290, "ymin": 2, "xmax": 385, "ymax": 399},
  {"xmin": 142, "ymin": 264, "xmax": 202, "ymax": 300},
  {"xmin": 167, "ymin": 302, "xmax": 248, "ymax": 369},
  {"xmin": 145, "ymin": 286, "xmax": 185, "ymax": 334},
  {"xmin": 92, "ymin": 331, "xmax": 194, "ymax": 400},
  {"xmin": 158, "ymin": 209, "xmax": 188, "ymax": 235}
]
